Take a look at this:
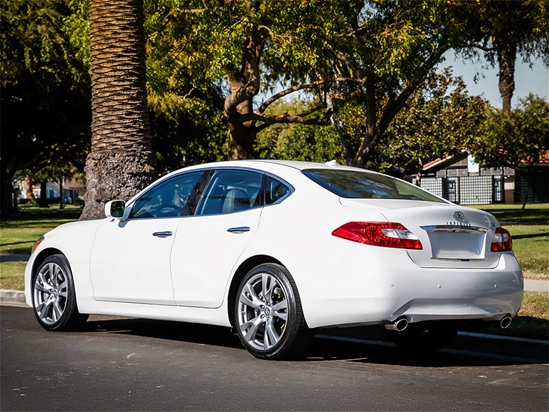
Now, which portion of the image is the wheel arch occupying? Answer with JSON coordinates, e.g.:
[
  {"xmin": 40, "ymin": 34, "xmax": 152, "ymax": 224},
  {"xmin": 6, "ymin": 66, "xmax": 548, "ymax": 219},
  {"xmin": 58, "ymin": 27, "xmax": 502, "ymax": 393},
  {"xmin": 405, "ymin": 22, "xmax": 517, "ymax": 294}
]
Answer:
[
  {"xmin": 227, "ymin": 255, "xmax": 284, "ymax": 327},
  {"xmin": 32, "ymin": 248, "xmax": 65, "ymax": 277}
]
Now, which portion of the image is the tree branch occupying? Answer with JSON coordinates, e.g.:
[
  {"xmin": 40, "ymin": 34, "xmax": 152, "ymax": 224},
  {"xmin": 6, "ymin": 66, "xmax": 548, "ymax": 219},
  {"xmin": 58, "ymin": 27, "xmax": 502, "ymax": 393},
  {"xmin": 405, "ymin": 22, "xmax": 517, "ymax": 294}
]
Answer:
[
  {"xmin": 469, "ymin": 43, "xmax": 496, "ymax": 52},
  {"xmin": 176, "ymin": 8, "xmax": 204, "ymax": 14},
  {"xmin": 257, "ymin": 77, "xmax": 356, "ymax": 114},
  {"xmin": 336, "ymin": 53, "xmax": 366, "ymax": 79},
  {"xmin": 327, "ymin": 94, "xmax": 354, "ymax": 165}
]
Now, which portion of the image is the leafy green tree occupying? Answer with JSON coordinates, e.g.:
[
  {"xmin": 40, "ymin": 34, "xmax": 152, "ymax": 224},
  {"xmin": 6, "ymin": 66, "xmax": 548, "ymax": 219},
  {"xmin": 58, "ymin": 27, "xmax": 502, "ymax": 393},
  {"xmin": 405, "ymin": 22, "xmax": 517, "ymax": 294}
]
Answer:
[
  {"xmin": 323, "ymin": 0, "xmax": 487, "ymax": 168},
  {"xmin": 257, "ymin": 71, "xmax": 488, "ymax": 178},
  {"xmin": 145, "ymin": 0, "xmax": 227, "ymax": 172},
  {"xmin": 145, "ymin": 0, "xmax": 351, "ymax": 160},
  {"xmin": 255, "ymin": 99, "xmax": 343, "ymax": 163},
  {"xmin": 456, "ymin": 0, "xmax": 549, "ymax": 113},
  {"xmin": 471, "ymin": 94, "xmax": 549, "ymax": 169},
  {"xmin": 0, "ymin": 0, "xmax": 90, "ymax": 219},
  {"xmin": 151, "ymin": 1, "xmax": 483, "ymax": 168},
  {"xmin": 374, "ymin": 70, "xmax": 488, "ymax": 176},
  {"xmin": 470, "ymin": 94, "xmax": 549, "ymax": 207}
]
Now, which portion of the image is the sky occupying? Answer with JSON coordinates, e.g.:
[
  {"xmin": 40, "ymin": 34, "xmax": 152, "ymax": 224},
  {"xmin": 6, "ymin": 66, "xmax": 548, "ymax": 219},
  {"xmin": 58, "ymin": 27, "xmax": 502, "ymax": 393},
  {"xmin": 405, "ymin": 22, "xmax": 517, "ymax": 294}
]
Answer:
[{"xmin": 440, "ymin": 51, "xmax": 549, "ymax": 109}]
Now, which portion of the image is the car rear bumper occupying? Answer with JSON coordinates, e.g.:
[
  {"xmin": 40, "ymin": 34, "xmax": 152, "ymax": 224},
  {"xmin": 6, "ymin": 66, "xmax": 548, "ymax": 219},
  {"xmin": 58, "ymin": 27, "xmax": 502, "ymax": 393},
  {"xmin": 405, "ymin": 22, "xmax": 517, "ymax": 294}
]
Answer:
[{"xmin": 294, "ymin": 250, "xmax": 523, "ymax": 329}]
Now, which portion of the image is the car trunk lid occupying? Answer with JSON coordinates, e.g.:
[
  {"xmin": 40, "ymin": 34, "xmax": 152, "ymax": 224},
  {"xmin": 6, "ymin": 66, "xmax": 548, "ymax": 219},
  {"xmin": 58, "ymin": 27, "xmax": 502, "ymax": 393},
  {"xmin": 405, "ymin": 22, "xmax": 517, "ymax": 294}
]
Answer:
[{"xmin": 339, "ymin": 199, "xmax": 501, "ymax": 269}]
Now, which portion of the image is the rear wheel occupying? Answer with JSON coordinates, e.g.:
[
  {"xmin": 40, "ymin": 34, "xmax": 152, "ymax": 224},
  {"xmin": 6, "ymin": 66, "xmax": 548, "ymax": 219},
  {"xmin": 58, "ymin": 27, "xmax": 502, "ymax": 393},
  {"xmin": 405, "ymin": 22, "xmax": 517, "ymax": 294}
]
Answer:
[
  {"xmin": 234, "ymin": 264, "xmax": 311, "ymax": 359},
  {"xmin": 32, "ymin": 254, "xmax": 88, "ymax": 331},
  {"xmin": 388, "ymin": 324, "xmax": 457, "ymax": 355}
]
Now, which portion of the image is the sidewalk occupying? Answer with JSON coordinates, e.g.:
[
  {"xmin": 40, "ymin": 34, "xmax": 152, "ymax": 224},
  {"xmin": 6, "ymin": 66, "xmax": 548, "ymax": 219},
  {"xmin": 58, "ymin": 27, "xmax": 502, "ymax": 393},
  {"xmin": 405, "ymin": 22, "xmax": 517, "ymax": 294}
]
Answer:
[{"xmin": 524, "ymin": 279, "xmax": 549, "ymax": 293}]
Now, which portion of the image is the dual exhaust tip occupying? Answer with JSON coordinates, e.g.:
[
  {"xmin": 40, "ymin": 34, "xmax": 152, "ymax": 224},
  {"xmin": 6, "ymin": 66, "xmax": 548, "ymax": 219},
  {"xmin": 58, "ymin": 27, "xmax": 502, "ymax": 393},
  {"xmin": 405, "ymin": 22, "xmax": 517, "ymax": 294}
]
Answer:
[
  {"xmin": 384, "ymin": 318, "xmax": 409, "ymax": 332},
  {"xmin": 499, "ymin": 315, "xmax": 512, "ymax": 329},
  {"xmin": 384, "ymin": 315, "xmax": 513, "ymax": 332}
]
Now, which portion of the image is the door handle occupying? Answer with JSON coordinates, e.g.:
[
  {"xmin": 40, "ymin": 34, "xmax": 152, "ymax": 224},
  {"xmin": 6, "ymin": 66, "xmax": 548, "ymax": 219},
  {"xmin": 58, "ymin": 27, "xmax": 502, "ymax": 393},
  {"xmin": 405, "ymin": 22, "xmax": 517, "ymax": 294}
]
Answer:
[
  {"xmin": 152, "ymin": 231, "xmax": 173, "ymax": 237},
  {"xmin": 227, "ymin": 226, "xmax": 251, "ymax": 233}
]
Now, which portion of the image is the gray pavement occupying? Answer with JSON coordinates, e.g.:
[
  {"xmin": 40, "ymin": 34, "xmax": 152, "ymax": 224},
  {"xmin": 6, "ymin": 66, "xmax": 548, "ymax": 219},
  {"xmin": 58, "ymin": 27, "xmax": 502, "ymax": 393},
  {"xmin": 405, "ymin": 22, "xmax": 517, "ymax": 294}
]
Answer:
[{"xmin": 3, "ymin": 306, "xmax": 547, "ymax": 411}]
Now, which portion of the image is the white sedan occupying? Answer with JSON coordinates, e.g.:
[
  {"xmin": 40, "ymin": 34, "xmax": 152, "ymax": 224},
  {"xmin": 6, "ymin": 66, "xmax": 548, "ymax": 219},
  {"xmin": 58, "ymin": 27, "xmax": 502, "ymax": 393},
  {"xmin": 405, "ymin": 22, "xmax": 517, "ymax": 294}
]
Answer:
[{"xmin": 25, "ymin": 160, "xmax": 523, "ymax": 359}]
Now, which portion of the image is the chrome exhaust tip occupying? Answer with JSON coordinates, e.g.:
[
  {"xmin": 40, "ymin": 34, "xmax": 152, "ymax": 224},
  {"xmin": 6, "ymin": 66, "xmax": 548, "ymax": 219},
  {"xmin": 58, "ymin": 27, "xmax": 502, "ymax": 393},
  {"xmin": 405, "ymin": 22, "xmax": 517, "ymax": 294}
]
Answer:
[
  {"xmin": 384, "ymin": 318, "xmax": 409, "ymax": 332},
  {"xmin": 500, "ymin": 315, "xmax": 512, "ymax": 329}
]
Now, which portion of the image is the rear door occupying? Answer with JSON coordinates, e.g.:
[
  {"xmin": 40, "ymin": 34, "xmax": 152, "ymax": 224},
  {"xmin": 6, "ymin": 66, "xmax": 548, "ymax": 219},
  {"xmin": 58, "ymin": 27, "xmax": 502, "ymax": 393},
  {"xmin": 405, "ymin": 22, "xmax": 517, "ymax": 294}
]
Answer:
[{"xmin": 170, "ymin": 169, "xmax": 264, "ymax": 307}]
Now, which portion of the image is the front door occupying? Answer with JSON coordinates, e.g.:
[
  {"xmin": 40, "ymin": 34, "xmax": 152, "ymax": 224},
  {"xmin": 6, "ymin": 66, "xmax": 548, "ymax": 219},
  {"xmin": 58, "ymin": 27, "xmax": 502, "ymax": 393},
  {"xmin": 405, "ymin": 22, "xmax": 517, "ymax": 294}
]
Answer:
[
  {"xmin": 90, "ymin": 218, "xmax": 179, "ymax": 305},
  {"xmin": 89, "ymin": 171, "xmax": 205, "ymax": 305}
]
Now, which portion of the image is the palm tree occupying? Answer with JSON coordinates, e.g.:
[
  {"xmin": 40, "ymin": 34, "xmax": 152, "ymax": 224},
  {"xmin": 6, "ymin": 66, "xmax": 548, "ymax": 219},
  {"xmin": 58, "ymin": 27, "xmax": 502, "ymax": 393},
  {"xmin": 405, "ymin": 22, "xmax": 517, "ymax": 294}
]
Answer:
[{"xmin": 80, "ymin": 0, "xmax": 156, "ymax": 220}]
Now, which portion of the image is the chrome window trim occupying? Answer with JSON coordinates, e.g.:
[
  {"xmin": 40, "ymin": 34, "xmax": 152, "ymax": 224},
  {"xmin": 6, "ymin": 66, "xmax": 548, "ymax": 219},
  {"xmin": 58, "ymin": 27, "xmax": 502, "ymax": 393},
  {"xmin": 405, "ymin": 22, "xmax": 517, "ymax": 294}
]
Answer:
[
  {"xmin": 126, "ymin": 170, "xmax": 210, "ymax": 220},
  {"xmin": 125, "ymin": 166, "xmax": 295, "ymax": 218},
  {"xmin": 263, "ymin": 171, "xmax": 295, "ymax": 207}
]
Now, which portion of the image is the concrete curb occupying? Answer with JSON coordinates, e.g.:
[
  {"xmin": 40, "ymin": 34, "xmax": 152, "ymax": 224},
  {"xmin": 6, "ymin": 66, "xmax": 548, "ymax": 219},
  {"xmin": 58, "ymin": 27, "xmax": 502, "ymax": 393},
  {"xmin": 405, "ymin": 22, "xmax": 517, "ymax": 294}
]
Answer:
[
  {"xmin": 524, "ymin": 279, "xmax": 549, "ymax": 293},
  {"xmin": 0, "ymin": 289, "xmax": 26, "ymax": 304}
]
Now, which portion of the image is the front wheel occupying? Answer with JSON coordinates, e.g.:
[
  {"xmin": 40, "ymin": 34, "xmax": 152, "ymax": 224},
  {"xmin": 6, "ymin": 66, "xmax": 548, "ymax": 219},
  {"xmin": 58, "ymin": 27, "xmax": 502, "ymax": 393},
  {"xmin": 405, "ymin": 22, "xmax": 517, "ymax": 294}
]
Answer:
[
  {"xmin": 234, "ymin": 264, "xmax": 311, "ymax": 360},
  {"xmin": 32, "ymin": 254, "xmax": 88, "ymax": 331}
]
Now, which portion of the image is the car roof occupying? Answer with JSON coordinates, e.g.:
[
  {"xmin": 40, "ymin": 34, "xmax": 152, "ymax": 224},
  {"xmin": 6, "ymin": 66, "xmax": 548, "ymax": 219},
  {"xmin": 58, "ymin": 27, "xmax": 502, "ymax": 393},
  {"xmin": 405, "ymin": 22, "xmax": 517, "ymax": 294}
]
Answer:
[{"xmin": 178, "ymin": 159, "xmax": 367, "ymax": 174}]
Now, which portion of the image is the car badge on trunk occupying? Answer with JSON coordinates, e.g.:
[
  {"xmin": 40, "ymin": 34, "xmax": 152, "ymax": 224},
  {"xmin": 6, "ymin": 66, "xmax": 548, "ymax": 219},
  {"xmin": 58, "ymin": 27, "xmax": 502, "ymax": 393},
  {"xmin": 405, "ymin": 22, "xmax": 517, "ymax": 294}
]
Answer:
[{"xmin": 445, "ymin": 211, "xmax": 471, "ymax": 226}]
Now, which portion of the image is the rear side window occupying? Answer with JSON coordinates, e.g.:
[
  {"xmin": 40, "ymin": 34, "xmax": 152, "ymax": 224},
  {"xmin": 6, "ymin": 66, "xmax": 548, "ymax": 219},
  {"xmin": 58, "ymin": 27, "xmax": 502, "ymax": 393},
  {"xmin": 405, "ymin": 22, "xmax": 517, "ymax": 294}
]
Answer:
[
  {"xmin": 265, "ymin": 176, "xmax": 291, "ymax": 205},
  {"xmin": 196, "ymin": 170, "xmax": 263, "ymax": 215},
  {"xmin": 302, "ymin": 169, "xmax": 445, "ymax": 203}
]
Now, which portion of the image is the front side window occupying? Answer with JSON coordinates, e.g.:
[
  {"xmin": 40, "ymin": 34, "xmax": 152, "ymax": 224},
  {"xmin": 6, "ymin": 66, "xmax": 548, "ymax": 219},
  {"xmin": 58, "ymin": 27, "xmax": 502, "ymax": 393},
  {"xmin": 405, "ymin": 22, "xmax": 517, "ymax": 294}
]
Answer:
[
  {"xmin": 196, "ymin": 170, "xmax": 263, "ymax": 216},
  {"xmin": 130, "ymin": 172, "xmax": 204, "ymax": 219},
  {"xmin": 302, "ymin": 169, "xmax": 445, "ymax": 203}
]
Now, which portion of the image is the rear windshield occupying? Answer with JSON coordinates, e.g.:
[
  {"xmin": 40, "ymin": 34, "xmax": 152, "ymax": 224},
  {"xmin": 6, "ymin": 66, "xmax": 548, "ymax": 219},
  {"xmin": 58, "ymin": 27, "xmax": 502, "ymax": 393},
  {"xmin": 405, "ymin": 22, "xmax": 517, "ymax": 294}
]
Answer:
[{"xmin": 302, "ymin": 169, "xmax": 445, "ymax": 203}]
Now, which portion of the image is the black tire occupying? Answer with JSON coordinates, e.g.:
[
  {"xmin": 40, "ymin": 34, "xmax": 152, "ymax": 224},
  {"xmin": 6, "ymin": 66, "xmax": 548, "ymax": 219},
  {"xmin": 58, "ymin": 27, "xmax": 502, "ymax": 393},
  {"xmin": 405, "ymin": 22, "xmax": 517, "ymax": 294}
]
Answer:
[
  {"xmin": 32, "ymin": 254, "xmax": 88, "ymax": 331},
  {"xmin": 388, "ymin": 324, "xmax": 457, "ymax": 355},
  {"xmin": 234, "ymin": 263, "xmax": 311, "ymax": 360}
]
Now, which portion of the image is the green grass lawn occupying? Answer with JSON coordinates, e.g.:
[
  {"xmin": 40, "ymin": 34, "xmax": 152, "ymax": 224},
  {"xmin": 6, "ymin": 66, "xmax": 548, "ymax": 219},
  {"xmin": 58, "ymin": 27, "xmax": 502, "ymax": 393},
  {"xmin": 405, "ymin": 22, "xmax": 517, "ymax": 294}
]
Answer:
[
  {"xmin": 0, "ymin": 262, "xmax": 26, "ymax": 290},
  {"xmin": 0, "ymin": 206, "xmax": 81, "ymax": 254},
  {"xmin": 468, "ymin": 203, "xmax": 548, "ymax": 279},
  {"xmin": 0, "ymin": 207, "xmax": 81, "ymax": 290},
  {"xmin": 476, "ymin": 291, "xmax": 549, "ymax": 341},
  {"xmin": 471, "ymin": 203, "xmax": 549, "ymax": 223},
  {"xmin": 506, "ymin": 225, "xmax": 548, "ymax": 279}
]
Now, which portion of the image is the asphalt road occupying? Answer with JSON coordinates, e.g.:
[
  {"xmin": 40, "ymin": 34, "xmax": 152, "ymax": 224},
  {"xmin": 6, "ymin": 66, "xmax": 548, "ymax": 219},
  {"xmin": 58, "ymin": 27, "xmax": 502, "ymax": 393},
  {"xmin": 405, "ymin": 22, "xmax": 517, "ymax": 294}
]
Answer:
[{"xmin": 2, "ymin": 305, "xmax": 548, "ymax": 412}]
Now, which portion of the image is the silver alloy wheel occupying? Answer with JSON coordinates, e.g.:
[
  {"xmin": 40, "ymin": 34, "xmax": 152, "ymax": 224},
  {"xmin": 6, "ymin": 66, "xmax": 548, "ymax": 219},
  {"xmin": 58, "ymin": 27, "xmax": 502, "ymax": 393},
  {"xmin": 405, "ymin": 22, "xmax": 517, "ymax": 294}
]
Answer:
[
  {"xmin": 237, "ymin": 272, "xmax": 289, "ymax": 351},
  {"xmin": 33, "ymin": 261, "xmax": 68, "ymax": 325}
]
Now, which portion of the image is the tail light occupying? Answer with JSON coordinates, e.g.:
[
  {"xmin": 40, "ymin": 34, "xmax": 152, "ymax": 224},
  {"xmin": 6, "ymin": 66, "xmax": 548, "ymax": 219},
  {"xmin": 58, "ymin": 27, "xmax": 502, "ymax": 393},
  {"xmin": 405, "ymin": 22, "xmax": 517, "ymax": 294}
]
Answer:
[
  {"xmin": 332, "ymin": 222, "xmax": 423, "ymax": 250},
  {"xmin": 491, "ymin": 228, "xmax": 512, "ymax": 252}
]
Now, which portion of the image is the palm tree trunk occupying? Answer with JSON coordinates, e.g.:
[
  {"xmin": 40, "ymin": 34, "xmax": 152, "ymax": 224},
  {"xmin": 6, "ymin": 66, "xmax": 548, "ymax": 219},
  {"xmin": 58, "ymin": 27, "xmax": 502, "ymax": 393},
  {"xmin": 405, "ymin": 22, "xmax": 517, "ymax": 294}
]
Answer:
[{"xmin": 80, "ymin": 0, "xmax": 156, "ymax": 220}]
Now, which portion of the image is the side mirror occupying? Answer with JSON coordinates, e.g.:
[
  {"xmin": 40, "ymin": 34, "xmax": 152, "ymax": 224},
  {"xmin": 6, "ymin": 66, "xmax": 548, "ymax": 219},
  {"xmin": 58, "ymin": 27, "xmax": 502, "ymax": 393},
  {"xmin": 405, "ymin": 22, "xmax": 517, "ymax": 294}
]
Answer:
[{"xmin": 104, "ymin": 200, "xmax": 129, "ymax": 220}]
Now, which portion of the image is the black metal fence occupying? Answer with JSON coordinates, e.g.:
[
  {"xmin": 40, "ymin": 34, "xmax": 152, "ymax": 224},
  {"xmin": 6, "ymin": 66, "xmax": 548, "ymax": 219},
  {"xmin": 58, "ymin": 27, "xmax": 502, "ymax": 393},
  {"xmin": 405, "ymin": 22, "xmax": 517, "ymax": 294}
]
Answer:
[
  {"xmin": 420, "ymin": 175, "xmax": 504, "ymax": 205},
  {"xmin": 515, "ymin": 168, "xmax": 549, "ymax": 203}
]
